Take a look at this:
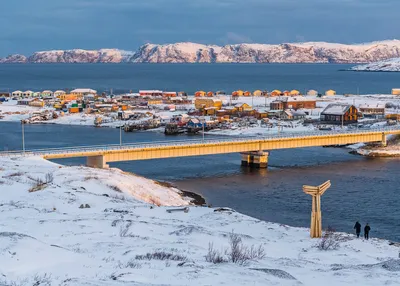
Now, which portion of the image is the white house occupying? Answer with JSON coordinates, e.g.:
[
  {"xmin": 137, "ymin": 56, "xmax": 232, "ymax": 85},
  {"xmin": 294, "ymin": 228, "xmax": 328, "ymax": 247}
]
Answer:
[
  {"xmin": 41, "ymin": 90, "xmax": 53, "ymax": 97},
  {"xmin": 70, "ymin": 88, "xmax": 97, "ymax": 96},
  {"xmin": 23, "ymin": 90, "xmax": 34, "ymax": 97},
  {"xmin": 12, "ymin": 90, "xmax": 23, "ymax": 97},
  {"xmin": 307, "ymin": 90, "xmax": 318, "ymax": 96},
  {"xmin": 54, "ymin": 90, "xmax": 66, "ymax": 97},
  {"xmin": 33, "ymin": 92, "xmax": 41, "ymax": 97}
]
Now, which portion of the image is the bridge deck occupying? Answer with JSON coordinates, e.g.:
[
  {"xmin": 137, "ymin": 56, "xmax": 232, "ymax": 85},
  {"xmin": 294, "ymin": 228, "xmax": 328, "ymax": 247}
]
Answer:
[{"xmin": 1, "ymin": 127, "xmax": 399, "ymax": 163}]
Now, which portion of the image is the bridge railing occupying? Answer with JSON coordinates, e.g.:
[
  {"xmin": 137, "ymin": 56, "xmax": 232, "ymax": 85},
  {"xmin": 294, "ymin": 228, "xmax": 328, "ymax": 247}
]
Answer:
[{"xmin": 1, "ymin": 126, "xmax": 399, "ymax": 157}]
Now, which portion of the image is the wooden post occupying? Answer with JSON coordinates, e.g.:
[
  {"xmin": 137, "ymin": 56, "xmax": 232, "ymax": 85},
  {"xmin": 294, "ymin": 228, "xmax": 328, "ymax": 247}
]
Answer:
[{"xmin": 303, "ymin": 180, "xmax": 331, "ymax": 238}]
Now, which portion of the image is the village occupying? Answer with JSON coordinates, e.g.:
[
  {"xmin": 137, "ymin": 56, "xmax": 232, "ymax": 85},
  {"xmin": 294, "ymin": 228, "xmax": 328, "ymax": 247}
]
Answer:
[{"xmin": 1, "ymin": 87, "xmax": 400, "ymax": 136}]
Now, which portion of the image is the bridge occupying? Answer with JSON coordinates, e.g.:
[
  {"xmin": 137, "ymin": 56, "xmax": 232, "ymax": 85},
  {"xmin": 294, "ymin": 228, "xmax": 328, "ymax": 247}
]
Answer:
[{"xmin": 1, "ymin": 127, "xmax": 400, "ymax": 168}]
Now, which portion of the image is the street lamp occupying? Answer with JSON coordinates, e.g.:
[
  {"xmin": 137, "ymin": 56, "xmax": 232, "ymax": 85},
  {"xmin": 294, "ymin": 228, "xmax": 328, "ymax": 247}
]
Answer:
[
  {"xmin": 21, "ymin": 121, "xmax": 25, "ymax": 155},
  {"xmin": 120, "ymin": 125, "xmax": 122, "ymax": 146}
]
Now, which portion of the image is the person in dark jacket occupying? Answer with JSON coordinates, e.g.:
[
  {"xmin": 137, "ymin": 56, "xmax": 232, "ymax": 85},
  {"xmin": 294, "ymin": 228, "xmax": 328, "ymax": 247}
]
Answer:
[
  {"xmin": 354, "ymin": 221, "xmax": 361, "ymax": 238},
  {"xmin": 364, "ymin": 223, "xmax": 371, "ymax": 240}
]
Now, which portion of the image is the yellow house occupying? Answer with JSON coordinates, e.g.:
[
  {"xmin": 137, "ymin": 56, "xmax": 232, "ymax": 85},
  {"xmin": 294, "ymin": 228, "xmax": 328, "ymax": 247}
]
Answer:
[
  {"xmin": 28, "ymin": 98, "xmax": 45, "ymax": 107},
  {"xmin": 235, "ymin": 90, "xmax": 244, "ymax": 96},
  {"xmin": 392, "ymin": 88, "xmax": 400, "ymax": 95},
  {"xmin": 194, "ymin": 98, "xmax": 222, "ymax": 110},
  {"xmin": 253, "ymin": 90, "xmax": 262, "ymax": 96},
  {"xmin": 290, "ymin": 89, "xmax": 300, "ymax": 96},
  {"xmin": 195, "ymin": 91, "xmax": 206, "ymax": 97},
  {"xmin": 325, "ymin": 89, "xmax": 336, "ymax": 96},
  {"xmin": 235, "ymin": 103, "xmax": 252, "ymax": 112},
  {"xmin": 271, "ymin": 90, "xmax": 282, "ymax": 96},
  {"xmin": 59, "ymin": 94, "xmax": 79, "ymax": 101}
]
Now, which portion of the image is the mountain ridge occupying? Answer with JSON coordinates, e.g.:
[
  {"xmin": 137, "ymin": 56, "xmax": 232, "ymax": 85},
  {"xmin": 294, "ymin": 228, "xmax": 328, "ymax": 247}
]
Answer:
[{"xmin": 2, "ymin": 40, "xmax": 400, "ymax": 64}]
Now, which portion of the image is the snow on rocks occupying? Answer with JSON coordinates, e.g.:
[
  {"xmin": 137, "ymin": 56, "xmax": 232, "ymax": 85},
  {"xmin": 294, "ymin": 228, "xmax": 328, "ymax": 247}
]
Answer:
[
  {"xmin": 0, "ymin": 156, "xmax": 399, "ymax": 285},
  {"xmin": 350, "ymin": 57, "xmax": 400, "ymax": 72}
]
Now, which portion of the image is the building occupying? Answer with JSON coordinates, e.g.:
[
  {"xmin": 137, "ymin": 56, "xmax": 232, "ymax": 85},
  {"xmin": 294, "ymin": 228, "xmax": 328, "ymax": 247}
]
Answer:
[
  {"xmin": 33, "ymin": 92, "xmax": 41, "ymax": 97},
  {"xmin": 320, "ymin": 104, "xmax": 358, "ymax": 124},
  {"xmin": 325, "ymin": 89, "xmax": 336, "ymax": 96},
  {"xmin": 270, "ymin": 90, "xmax": 282, "ymax": 96},
  {"xmin": 194, "ymin": 98, "xmax": 222, "ymax": 110},
  {"xmin": 307, "ymin": 90, "xmax": 318, "ymax": 96},
  {"xmin": 253, "ymin": 90, "xmax": 262, "ymax": 97},
  {"xmin": 71, "ymin": 88, "xmax": 97, "ymax": 96},
  {"xmin": 216, "ymin": 91, "xmax": 226, "ymax": 95},
  {"xmin": 139, "ymin": 90, "xmax": 162, "ymax": 97},
  {"xmin": 41, "ymin": 90, "xmax": 53, "ymax": 97},
  {"xmin": 283, "ymin": 90, "xmax": 290, "ymax": 96},
  {"xmin": 54, "ymin": 90, "xmax": 66, "ymax": 97},
  {"xmin": 22, "ymin": 90, "xmax": 34, "ymax": 97},
  {"xmin": 392, "ymin": 88, "xmax": 400, "ymax": 95},
  {"xmin": 12, "ymin": 90, "xmax": 23, "ymax": 97},
  {"xmin": 206, "ymin": 91, "xmax": 214, "ymax": 97},
  {"xmin": 28, "ymin": 98, "xmax": 45, "ymax": 107},
  {"xmin": 162, "ymin": 91, "xmax": 177, "ymax": 98},
  {"xmin": 232, "ymin": 90, "xmax": 244, "ymax": 97},
  {"xmin": 290, "ymin": 90, "xmax": 300, "ymax": 96},
  {"xmin": 17, "ymin": 98, "xmax": 33, "ymax": 105},
  {"xmin": 0, "ymin": 92, "xmax": 10, "ymax": 97},
  {"xmin": 195, "ymin": 91, "xmax": 206, "ymax": 97},
  {"xmin": 270, "ymin": 97, "xmax": 316, "ymax": 110},
  {"xmin": 235, "ymin": 103, "xmax": 252, "ymax": 112},
  {"xmin": 359, "ymin": 104, "xmax": 385, "ymax": 118},
  {"xmin": 59, "ymin": 94, "xmax": 79, "ymax": 101},
  {"xmin": 243, "ymin": 91, "xmax": 251, "ymax": 97}
]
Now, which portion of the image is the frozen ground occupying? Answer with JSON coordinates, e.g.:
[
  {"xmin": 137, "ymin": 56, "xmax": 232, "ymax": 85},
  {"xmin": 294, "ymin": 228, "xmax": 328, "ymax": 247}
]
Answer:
[{"xmin": 0, "ymin": 156, "xmax": 400, "ymax": 285}]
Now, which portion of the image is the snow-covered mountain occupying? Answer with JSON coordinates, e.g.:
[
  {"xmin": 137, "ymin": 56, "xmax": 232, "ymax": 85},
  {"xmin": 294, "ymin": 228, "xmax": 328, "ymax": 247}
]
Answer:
[
  {"xmin": 350, "ymin": 57, "xmax": 400, "ymax": 72},
  {"xmin": 0, "ymin": 54, "xmax": 28, "ymax": 63},
  {"xmin": 3, "ymin": 40, "xmax": 400, "ymax": 63}
]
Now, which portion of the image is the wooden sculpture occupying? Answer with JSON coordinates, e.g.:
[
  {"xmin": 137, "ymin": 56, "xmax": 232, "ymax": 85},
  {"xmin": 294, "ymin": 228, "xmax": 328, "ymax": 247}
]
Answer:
[{"xmin": 303, "ymin": 180, "xmax": 331, "ymax": 238}]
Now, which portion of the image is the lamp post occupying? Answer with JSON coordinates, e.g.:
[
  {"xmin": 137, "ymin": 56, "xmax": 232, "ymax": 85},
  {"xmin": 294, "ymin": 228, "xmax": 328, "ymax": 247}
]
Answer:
[
  {"xmin": 202, "ymin": 118, "xmax": 205, "ymax": 143},
  {"xmin": 120, "ymin": 125, "xmax": 122, "ymax": 146},
  {"xmin": 21, "ymin": 121, "xmax": 25, "ymax": 155}
]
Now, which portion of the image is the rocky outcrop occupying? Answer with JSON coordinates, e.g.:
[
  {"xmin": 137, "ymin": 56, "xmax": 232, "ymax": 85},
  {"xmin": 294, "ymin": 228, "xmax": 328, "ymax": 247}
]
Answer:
[
  {"xmin": 2, "ymin": 40, "xmax": 400, "ymax": 64},
  {"xmin": 349, "ymin": 57, "xmax": 400, "ymax": 72},
  {"xmin": 0, "ymin": 54, "xmax": 28, "ymax": 63}
]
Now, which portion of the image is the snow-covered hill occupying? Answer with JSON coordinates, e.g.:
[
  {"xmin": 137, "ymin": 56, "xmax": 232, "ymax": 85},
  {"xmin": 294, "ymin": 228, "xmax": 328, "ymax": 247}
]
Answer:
[
  {"xmin": 3, "ymin": 40, "xmax": 400, "ymax": 63},
  {"xmin": 1, "ymin": 156, "xmax": 400, "ymax": 285},
  {"xmin": 350, "ymin": 57, "xmax": 400, "ymax": 72}
]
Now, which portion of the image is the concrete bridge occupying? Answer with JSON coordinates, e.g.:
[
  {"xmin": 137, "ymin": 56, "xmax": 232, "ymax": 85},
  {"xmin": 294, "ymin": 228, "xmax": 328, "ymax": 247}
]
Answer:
[{"xmin": 2, "ymin": 127, "xmax": 400, "ymax": 168}]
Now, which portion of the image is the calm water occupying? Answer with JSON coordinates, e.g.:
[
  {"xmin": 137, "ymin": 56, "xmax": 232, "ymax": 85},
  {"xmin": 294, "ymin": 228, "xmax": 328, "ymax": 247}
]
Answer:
[
  {"xmin": 1, "ymin": 64, "xmax": 400, "ymax": 241},
  {"xmin": 1, "ymin": 63, "xmax": 400, "ymax": 94},
  {"xmin": 1, "ymin": 122, "xmax": 400, "ymax": 241}
]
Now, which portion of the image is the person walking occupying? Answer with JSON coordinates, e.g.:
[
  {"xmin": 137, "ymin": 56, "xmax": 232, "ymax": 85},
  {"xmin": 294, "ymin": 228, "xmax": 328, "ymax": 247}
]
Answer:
[
  {"xmin": 364, "ymin": 223, "xmax": 371, "ymax": 240},
  {"xmin": 354, "ymin": 221, "xmax": 361, "ymax": 238}
]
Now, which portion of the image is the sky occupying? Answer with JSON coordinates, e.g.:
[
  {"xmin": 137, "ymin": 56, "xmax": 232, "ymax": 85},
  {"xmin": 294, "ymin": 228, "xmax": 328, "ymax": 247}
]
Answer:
[{"xmin": 0, "ymin": 0, "xmax": 399, "ymax": 56}]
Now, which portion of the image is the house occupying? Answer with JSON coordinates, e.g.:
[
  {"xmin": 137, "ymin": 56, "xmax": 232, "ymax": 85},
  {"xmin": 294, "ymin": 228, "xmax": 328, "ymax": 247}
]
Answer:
[
  {"xmin": 59, "ymin": 94, "xmax": 78, "ymax": 101},
  {"xmin": 392, "ymin": 88, "xmax": 400, "ymax": 95},
  {"xmin": 232, "ymin": 90, "xmax": 244, "ymax": 97},
  {"xmin": 162, "ymin": 91, "xmax": 177, "ymax": 98},
  {"xmin": 270, "ymin": 100, "xmax": 285, "ymax": 110},
  {"xmin": 17, "ymin": 98, "xmax": 33, "ymax": 105},
  {"xmin": 216, "ymin": 91, "xmax": 226, "ymax": 95},
  {"xmin": 23, "ymin": 90, "xmax": 34, "ymax": 97},
  {"xmin": 235, "ymin": 103, "xmax": 252, "ymax": 112},
  {"xmin": 28, "ymin": 98, "xmax": 45, "ymax": 107},
  {"xmin": 0, "ymin": 92, "xmax": 10, "ymax": 98},
  {"xmin": 41, "ymin": 90, "xmax": 53, "ymax": 97},
  {"xmin": 187, "ymin": 118, "xmax": 205, "ymax": 128},
  {"xmin": 307, "ymin": 90, "xmax": 318, "ymax": 96},
  {"xmin": 280, "ymin": 109, "xmax": 294, "ymax": 120},
  {"xmin": 270, "ymin": 90, "xmax": 282, "ymax": 96},
  {"xmin": 139, "ymin": 90, "xmax": 162, "ymax": 97},
  {"xmin": 33, "ymin": 92, "xmax": 41, "ymax": 97},
  {"xmin": 243, "ymin": 91, "xmax": 251, "ymax": 97},
  {"xmin": 290, "ymin": 90, "xmax": 300, "ymax": 96},
  {"xmin": 320, "ymin": 104, "xmax": 358, "ymax": 124},
  {"xmin": 253, "ymin": 90, "xmax": 263, "ymax": 97},
  {"xmin": 83, "ymin": 94, "xmax": 96, "ymax": 101},
  {"xmin": 194, "ymin": 98, "xmax": 222, "ymax": 110},
  {"xmin": 12, "ymin": 90, "xmax": 23, "ymax": 97},
  {"xmin": 147, "ymin": 99, "xmax": 163, "ymax": 105},
  {"xmin": 283, "ymin": 90, "xmax": 290, "ymax": 96},
  {"xmin": 71, "ymin": 88, "xmax": 97, "ymax": 96},
  {"xmin": 206, "ymin": 91, "xmax": 214, "ymax": 97},
  {"xmin": 325, "ymin": 89, "xmax": 336, "ymax": 96},
  {"xmin": 54, "ymin": 90, "xmax": 66, "ymax": 97},
  {"xmin": 204, "ymin": 107, "xmax": 218, "ymax": 115},
  {"xmin": 195, "ymin": 91, "xmax": 206, "ymax": 97},
  {"xmin": 359, "ymin": 104, "xmax": 385, "ymax": 118}
]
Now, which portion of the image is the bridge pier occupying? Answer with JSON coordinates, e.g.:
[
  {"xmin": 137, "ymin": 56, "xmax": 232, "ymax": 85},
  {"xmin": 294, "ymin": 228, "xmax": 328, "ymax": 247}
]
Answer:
[
  {"xmin": 87, "ymin": 155, "xmax": 109, "ymax": 169},
  {"xmin": 382, "ymin": 133, "xmax": 387, "ymax": 147},
  {"xmin": 241, "ymin": 151, "xmax": 269, "ymax": 168}
]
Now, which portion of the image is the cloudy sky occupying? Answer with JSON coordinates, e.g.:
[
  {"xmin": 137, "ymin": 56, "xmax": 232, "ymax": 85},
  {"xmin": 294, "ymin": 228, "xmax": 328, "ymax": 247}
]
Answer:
[{"xmin": 0, "ymin": 0, "xmax": 398, "ymax": 56}]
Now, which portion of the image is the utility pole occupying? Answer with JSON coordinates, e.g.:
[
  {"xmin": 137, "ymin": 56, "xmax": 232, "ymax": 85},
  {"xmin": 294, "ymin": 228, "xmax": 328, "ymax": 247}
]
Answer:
[
  {"xmin": 202, "ymin": 119, "xmax": 205, "ymax": 143},
  {"xmin": 22, "ymin": 121, "xmax": 25, "ymax": 154},
  {"xmin": 120, "ymin": 125, "xmax": 122, "ymax": 146}
]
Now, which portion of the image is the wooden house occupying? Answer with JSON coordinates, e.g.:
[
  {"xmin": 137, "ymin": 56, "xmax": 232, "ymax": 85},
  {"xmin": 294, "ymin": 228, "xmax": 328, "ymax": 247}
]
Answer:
[
  {"xmin": 243, "ymin": 91, "xmax": 251, "ymax": 97},
  {"xmin": 270, "ymin": 90, "xmax": 282, "ymax": 97},
  {"xmin": 195, "ymin": 91, "xmax": 206, "ymax": 97},
  {"xmin": 325, "ymin": 89, "xmax": 336, "ymax": 96},
  {"xmin": 270, "ymin": 100, "xmax": 285, "ymax": 110},
  {"xmin": 12, "ymin": 90, "xmax": 23, "ymax": 97},
  {"xmin": 235, "ymin": 103, "xmax": 252, "ymax": 112},
  {"xmin": 320, "ymin": 104, "xmax": 358, "ymax": 124},
  {"xmin": 194, "ymin": 98, "xmax": 222, "ymax": 110},
  {"xmin": 207, "ymin": 91, "xmax": 214, "ymax": 97},
  {"xmin": 307, "ymin": 90, "xmax": 318, "ymax": 96},
  {"xmin": 359, "ymin": 104, "xmax": 385, "ymax": 118},
  {"xmin": 392, "ymin": 88, "xmax": 400, "ymax": 95},
  {"xmin": 253, "ymin": 90, "xmax": 262, "ymax": 97},
  {"xmin": 290, "ymin": 90, "xmax": 300, "ymax": 96}
]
